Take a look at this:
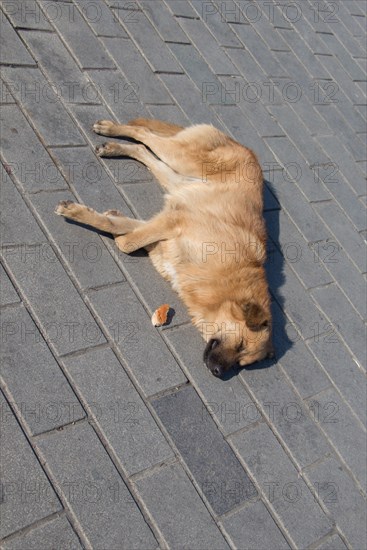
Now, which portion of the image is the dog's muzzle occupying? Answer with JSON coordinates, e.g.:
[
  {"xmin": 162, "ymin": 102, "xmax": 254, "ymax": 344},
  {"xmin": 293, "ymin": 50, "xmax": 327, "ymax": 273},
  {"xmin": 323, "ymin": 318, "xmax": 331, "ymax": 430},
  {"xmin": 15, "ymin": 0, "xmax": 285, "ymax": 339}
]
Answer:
[{"xmin": 204, "ymin": 339, "xmax": 225, "ymax": 378}]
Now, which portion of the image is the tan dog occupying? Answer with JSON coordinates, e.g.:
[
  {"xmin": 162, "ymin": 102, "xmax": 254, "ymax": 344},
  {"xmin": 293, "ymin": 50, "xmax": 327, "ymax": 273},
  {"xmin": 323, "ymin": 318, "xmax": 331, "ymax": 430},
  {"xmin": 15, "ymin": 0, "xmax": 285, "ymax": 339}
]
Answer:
[{"xmin": 56, "ymin": 118, "xmax": 273, "ymax": 377}]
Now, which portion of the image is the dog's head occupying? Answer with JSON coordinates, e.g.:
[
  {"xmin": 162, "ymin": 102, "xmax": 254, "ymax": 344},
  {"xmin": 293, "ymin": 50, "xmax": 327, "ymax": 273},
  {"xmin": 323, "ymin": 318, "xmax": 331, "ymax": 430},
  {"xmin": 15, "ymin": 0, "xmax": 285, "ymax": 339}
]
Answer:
[{"xmin": 201, "ymin": 298, "xmax": 273, "ymax": 378}]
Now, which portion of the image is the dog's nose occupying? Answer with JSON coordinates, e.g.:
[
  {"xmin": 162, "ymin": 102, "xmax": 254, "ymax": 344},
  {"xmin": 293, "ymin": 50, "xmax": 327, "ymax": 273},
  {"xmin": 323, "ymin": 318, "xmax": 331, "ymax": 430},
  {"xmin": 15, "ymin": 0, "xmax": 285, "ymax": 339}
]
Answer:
[{"xmin": 212, "ymin": 365, "xmax": 223, "ymax": 377}]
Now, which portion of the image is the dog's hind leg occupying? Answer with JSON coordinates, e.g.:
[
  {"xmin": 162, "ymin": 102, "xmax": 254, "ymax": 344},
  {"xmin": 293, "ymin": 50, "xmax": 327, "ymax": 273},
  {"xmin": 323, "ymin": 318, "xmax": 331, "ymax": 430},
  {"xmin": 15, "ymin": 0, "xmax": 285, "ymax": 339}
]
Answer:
[{"xmin": 114, "ymin": 212, "xmax": 179, "ymax": 253}]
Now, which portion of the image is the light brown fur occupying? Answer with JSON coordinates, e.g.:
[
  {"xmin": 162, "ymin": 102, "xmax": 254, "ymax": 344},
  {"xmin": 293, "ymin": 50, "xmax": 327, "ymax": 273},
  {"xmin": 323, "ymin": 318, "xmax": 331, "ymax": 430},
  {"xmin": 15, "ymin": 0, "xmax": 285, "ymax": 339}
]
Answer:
[{"xmin": 56, "ymin": 118, "xmax": 273, "ymax": 376}]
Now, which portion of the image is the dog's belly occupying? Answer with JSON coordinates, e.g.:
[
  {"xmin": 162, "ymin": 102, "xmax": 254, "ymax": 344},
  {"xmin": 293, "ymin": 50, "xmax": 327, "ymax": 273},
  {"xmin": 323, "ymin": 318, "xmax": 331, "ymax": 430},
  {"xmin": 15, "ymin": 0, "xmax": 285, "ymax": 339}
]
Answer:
[{"xmin": 148, "ymin": 240, "xmax": 183, "ymax": 293}]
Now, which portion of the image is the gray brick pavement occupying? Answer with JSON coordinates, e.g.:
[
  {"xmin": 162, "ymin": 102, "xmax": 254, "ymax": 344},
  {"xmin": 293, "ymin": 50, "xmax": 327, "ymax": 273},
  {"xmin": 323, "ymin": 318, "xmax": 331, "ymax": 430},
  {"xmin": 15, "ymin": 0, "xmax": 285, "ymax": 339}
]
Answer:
[{"xmin": 1, "ymin": 0, "xmax": 366, "ymax": 548}]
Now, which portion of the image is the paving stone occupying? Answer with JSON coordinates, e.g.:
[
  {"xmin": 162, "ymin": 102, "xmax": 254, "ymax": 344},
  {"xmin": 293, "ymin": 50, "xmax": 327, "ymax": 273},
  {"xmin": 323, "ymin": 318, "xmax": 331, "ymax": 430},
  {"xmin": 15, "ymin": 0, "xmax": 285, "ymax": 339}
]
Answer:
[
  {"xmin": 153, "ymin": 386, "xmax": 256, "ymax": 515},
  {"xmin": 336, "ymin": 2, "xmax": 366, "ymax": 39},
  {"xmin": 120, "ymin": 181, "xmax": 163, "ymax": 218},
  {"xmin": 305, "ymin": 387, "xmax": 366, "ymax": 490},
  {"xmin": 257, "ymin": 1, "xmax": 293, "ymax": 29},
  {"xmin": 86, "ymin": 69, "xmax": 149, "ymax": 122},
  {"xmin": 30, "ymin": 190, "xmax": 125, "ymax": 290},
  {"xmin": 0, "ymin": 304, "xmax": 85, "ymax": 434},
  {"xmin": 267, "ymin": 104, "xmax": 331, "ymax": 165},
  {"xmin": 163, "ymin": 0, "xmax": 199, "ymax": 18},
  {"xmin": 48, "ymin": 1, "xmax": 115, "ymax": 69},
  {"xmin": 218, "ymin": 76, "xmax": 285, "ymax": 137},
  {"xmin": 241, "ymin": 7, "xmax": 291, "ymax": 52},
  {"xmin": 0, "ymin": 169, "xmax": 46, "ymax": 246},
  {"xmin": 311, "ymin": 246, "xmax": 365, "ymax": 320},
  {"xmin": 0, "ymin": 76, "xmax": 16, "ymax": 103},
  {"xmin": 277, "ymin": 336, "xmax": 331, "ymax": 400},
  {"xmin": 189, "ymin": 0, "xmax": 242, "ymax": 47},
  {"xmin": 312, "ymin": 71, "xmax": 366, "ymax": 132},
  {"xmin": 308, "ymin": 336, "xmax": 367, "ymax": 427},
  {"xmin": 19, "ymin": 30, "xmax": 101, "ymax": 105},
  {"xmin": 315, "ymin": 134, "xmax": 366, "ymax": 196},
  {"xmin": 49, "ymin": 146, "xmax": 134, "ymax": 214},
  {"xmin": 87, "ymin": 284, "xmax": 187, "ymax": 396},
  {"xmin": 311, "ymin": 284, "xmax": 366, "ymax": 369},
  {"xmin": 0, "ymin": 104, "xmax": 68, "ymax": 192},
  {"xmin": 220, "ymin": 499, "xmax": 290, "ymax": 549},
  {"xmin": 0, "ymin": 12, "xmax": 36, "ymax": 65},
  {"xmin": 314, "ymin": 104, "xmax": 366, "ymax": 162},
  {"xmin": 300, "ymin": 0, "xmax": 339, "ymax": 34},
  {"xmin": 305, "ymin": 456, "xmax": 367, "ymax": 549},
  {"xmin": 63, "ymin": 347, "xmax": 174, "ymax": 476},
  {"xmin": 135, "ymin": 463, "xmax": 230, "ymax": 548},
  {"xmin": 146, "ymin": 103, "xmax": 190, "ymax": 126},
  {"xmin": 322, "ymin": 176, "xmax": 367, "ymax": 233},
  {"xmin": 177, "ymin": 18, "xmax": 239, "ymax": 75},
  {"xmin": 0, "ymin": 67, "xmax": 85, "ymax": 146},
  {"xmin": 2, "ymin": 0, "xmax": 52, "ymax": 30},
  {"xmin": 35, "ymin": 422, "xmax": 157, "ymax": 549},
  {"xmin": 0, "ymin": 392, "xmax": 61, "ymax": 538},
  {"xmin": 101, "ymin": 37, "xmax": 174, "ymax": 104},
  {"xmin": 230, "ymin": 24, "xmax": 290, "ymax": 78},
  {"xmin": 1, "ymin": 515, "xmax": 82, "ymax": 550},
  {"xmin": 346, "ymin": 0, "xmax": 367, "ymax": 17},
  {"xmin": 74, "ymin": 0, "xmax": 128, "ymax": 37},
  {"xmin": 265, "ymin": 209, "xmax": 333, "ymax": 289},
  {"xmin": 240, "ymin": 363, "xmax": 331, "ymax": 468},
  {"xmin": 1, "ymin": 246, "xmax": 106, "ymax": 356},
  {"xmin": 264, "ymin": 136, "xmax": 330, "ymax": 202},
  {"xmin": 0, "ymin": 264, "xmax": 20, "ymax": 306},
  {"xmin": 168, "ymin": 42, "xmax": 223, "ymax": 97},
  {"xmin": 165, "ymin": 324, "xmax": 262, "ymax": 435},
  {"xmin": 268, "ymin": 170, "xmax": 330, "ymax": 242},
  {"xmin": 159, "ymin": 73, "xmax": 224, "ymax": 127},
  {"xmin": 320, "ymin": 34, "xmax": 365, "ymax": 80},
  {"xmin": 315, "ymin": 534, "xmax": 348, "ymax": 550},
  {"xmin": 139, "ymin": 0, "xmax": 190, "ymax": 43},
  {"xmin": 213, "ymin": 104, "xmax": 277, "ymax": 165},
  {"xmin": 1, "ymin": 515, "xmax": 82, "ymax": 549},
  {"xmin": 116, "ymin": 9, "xmax": 182, "ymax": 72},
  {"xmin": 268, "ymin": 246, "xmax": 329, "ymax": 340},
  {"xmin": 229, "ymin": 423, "xmax": 333, "ymax": 548},
  {"xmin": 277, "ymin": 28, "xmax": 332, "ymax": 79}
]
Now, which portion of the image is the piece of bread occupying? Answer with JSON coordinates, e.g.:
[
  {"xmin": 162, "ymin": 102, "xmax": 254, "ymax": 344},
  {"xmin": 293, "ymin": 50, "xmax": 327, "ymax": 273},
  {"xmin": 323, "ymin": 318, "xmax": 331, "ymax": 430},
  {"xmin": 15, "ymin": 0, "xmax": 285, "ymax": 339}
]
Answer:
[{"xmin": 151, "ymin": 304, "xmax": 170, "ymax": 327}]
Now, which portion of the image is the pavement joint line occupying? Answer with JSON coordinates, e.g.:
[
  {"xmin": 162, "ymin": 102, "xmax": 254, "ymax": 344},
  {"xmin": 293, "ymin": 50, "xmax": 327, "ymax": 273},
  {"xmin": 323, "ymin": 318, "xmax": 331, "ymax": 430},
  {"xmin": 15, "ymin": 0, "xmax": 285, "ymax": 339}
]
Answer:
[
  {"xmin": 129, "ymin": 457, "xmax": 179, "ymax": 483},
  {"xmin": 146, "ymin": 381, "xmax": 192, "ymax": 403},
  {"xmin": 0, "ymin": 511, "xmax": 70, "ymax": 547},
  {"xmin": 309, "ymin": 529, "xmax": 347, "ymax": 550},
  {"xmin": 30, "ymin": 417, "xmax": 88, "ymax": 441}
]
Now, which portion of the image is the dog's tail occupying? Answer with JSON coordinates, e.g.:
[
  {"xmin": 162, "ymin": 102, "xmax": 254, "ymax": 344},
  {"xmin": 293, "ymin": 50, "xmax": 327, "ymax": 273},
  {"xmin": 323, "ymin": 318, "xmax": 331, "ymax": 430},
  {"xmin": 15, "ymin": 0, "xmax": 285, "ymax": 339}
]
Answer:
[{"xmin": 127, "ymin": 118, "xmax": 184, "ymax": 137}]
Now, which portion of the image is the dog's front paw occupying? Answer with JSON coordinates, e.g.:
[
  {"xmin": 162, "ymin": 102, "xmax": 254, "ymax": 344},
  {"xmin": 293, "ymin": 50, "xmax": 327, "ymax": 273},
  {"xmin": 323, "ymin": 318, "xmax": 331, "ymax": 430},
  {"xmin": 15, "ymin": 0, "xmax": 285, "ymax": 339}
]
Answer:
[
  {"xmin": 93, "ymin": 120, "xmax": 117, "ymax": 136},
  {"xmin": 55, "ymin": 200, "xmax": 87, "ymax": 218}
]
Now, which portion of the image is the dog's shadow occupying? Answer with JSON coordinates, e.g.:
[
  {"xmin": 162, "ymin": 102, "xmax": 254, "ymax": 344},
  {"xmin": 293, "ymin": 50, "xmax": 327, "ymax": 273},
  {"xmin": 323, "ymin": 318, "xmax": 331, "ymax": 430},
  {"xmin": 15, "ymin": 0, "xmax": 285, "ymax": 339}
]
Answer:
[{"xmin": 229, "ymin": 179, "xmax": 291, "ymax": 379}]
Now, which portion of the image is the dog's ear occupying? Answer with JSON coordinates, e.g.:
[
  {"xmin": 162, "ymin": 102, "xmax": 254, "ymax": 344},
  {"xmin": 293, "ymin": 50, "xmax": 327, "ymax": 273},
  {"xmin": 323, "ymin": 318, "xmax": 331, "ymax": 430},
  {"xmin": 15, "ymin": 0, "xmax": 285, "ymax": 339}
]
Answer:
[{"xmin": 242, "ymin": 302, "xmax": 269, "ymax": 331}]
